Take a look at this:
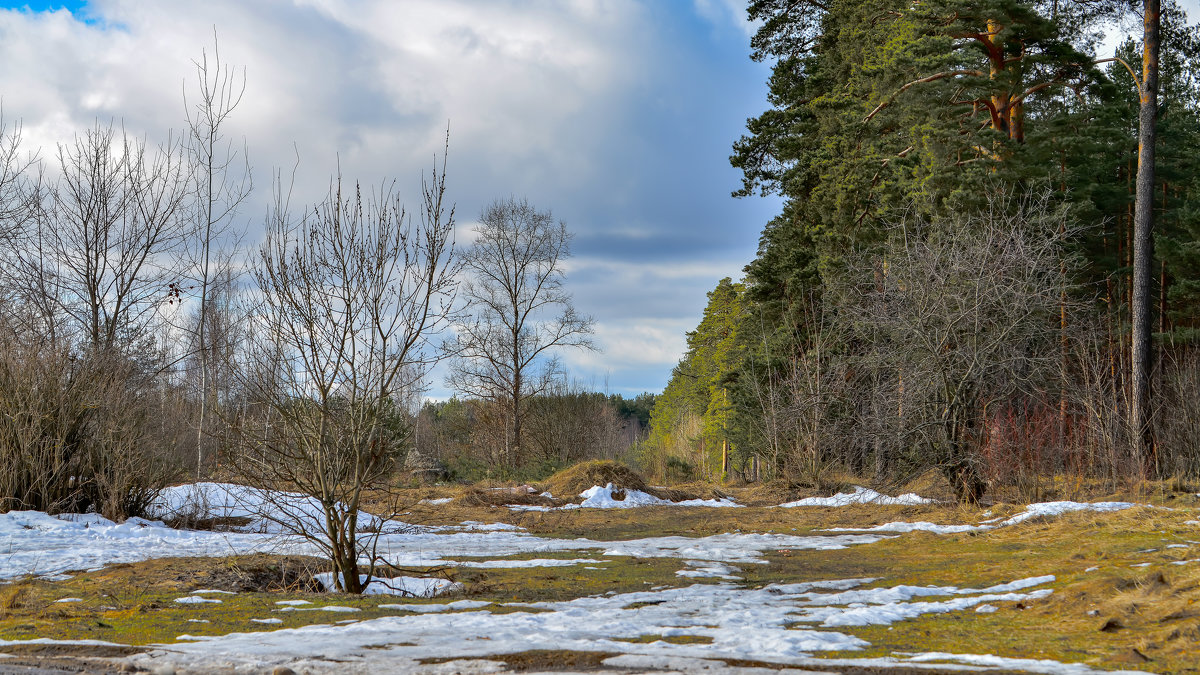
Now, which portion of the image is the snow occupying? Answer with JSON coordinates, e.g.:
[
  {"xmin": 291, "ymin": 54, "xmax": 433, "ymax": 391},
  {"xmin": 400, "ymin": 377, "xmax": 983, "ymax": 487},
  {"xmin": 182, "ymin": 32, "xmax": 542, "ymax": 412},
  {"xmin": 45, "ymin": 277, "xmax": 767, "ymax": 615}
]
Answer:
[
  {"xmin": 0, "ymin": 505, "xmax": 889, "ymax": 580},
  {"xmin": 377, "ymin": 600, "xmax": 491, "ymax": 613},
  {"xmin": 146, "ymin": 482, "xmax": 383, "ymax": 535},
  {"xmin": 906, "ymin": 651, "xmax": 1144, "ymax": 675},
  {"xmin": 313, "ymin": 573, "xmax": 462, "ymax": 598},
  {"xmin": 778, "ymin": 486, "xmax": 933, "ymax": 507},
  {"xmin": 174, "ymin": 596, "xmax": 222, "ymax": 604},
  {"xmin": 513, "ymin": 483, "xmax": 742, "ymax": 510},
  {"xmin": 118, "ymin": 575, "xmax": 1111, "ymax": 675},
  {"xmin": 823, "ymin": 521, "xmax": 983, "ymax": 534},
  {"xmin": 576, "ymin": 483, "xmax": 741, "ymax": 508},
  {"xmin": 455, "ymin": 558, "xmax": 599, "ymax": 569},
  {"xmin": 676, "ymin": 560, "xmax": 741, "ymax": 580},
  {"xmin": 998, "ymin": 501, "xmax": 1138, "ymax": 526},
  {"xmin": 820, "ymin": 502, "xmax": 1145, "ymax": 536},
  {"xmin": 0, "ymin": 482, "xmax": 1153, "ymax": 674},
  {"xmin": 0, "ymin": 509, "xmax": 284, "ymax": 581},
  {"xmin": 419, "ymin": 498, "xmax": 454, "ymax": 505}
]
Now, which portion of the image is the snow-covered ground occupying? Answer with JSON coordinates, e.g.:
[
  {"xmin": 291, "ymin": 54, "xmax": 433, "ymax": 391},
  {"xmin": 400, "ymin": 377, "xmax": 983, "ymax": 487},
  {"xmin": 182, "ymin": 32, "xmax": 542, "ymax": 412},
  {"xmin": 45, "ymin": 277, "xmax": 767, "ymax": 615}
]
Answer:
[
  {"xmin": 116, "ymin": 575, "xmax": 1141, "ymax": 675},
  {"xmin": 0, "ymin": 482, "xmax": 1159, "ymax": 674},
  {"xmin": 778, "ymin": 486, "xmax": 933, "ymax": 507}
]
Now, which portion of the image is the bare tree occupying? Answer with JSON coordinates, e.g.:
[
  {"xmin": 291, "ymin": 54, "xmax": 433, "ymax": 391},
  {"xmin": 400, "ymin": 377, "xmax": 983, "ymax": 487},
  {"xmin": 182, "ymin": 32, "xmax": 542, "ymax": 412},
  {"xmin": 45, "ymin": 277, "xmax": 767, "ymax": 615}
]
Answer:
[
  {"xmin": 233, "ymin": 149, "xmax": 457, "ymax": 594},
  {"xmin": 0, "ymin": 115, "xmax": 37, "ymax": 244},
  {"xmin": 183, "ymin": 32, "xmax": 251, "ymax": 478},
  {"xmin": 10, "ymin": 122, "xmax": 189, "ymax": 351},
  {"xmin": 837, "ymin": 190, "xmax": 1086, "ymax": 502},
  {"xmin": 447, "ymin": 198, "xmax": 595, "ymax": 468}
]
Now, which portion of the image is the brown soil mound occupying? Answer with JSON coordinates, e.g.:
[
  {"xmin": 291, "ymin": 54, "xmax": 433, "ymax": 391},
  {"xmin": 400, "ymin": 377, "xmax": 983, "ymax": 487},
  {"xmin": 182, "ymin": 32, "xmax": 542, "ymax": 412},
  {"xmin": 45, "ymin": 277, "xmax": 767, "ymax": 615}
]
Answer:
[
  {"xmin": 540, "ymin": 460, "xmax": 652, "ymax": 500},
  {"xmin": 897, "ymin": 469, "xmax": 958, "ymax": 503},
  {"xmin": 539, "ymin": 461, "xmax": 730, "ymax": 503}
]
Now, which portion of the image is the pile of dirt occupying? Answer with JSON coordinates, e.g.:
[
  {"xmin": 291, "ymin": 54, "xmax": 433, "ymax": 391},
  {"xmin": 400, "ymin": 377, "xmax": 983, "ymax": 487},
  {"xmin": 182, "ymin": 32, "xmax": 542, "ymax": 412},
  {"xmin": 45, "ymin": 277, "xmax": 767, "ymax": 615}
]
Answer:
[
  {"xmin": 89, "ymin": 554, "xmax": 328, "ymax": 594},
  {"xmin": 541, "ymin": 461, "xmax": 653, "ymax": 500},
  {"xmin": 403, "ymin": 449, "xmax": 449, "ymax": 484},
  {"xmin": 896, "ymin": 469, "xmax": 958, "ymax": 503},
  {"xmin": 538, "ymin": 461, "xmax": 728, "ymax": 503},
  {"xmin": 734, "ymin": 481, "xmax": 802, "ymax": 507}
]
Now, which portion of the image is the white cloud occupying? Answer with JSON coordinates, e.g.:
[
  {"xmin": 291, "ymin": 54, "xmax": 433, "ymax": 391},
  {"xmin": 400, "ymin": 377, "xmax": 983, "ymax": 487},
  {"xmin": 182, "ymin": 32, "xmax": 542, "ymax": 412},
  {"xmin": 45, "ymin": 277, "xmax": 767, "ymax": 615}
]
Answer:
[
  {"xmin": 0, "ymin": 0, "xmax": 776, "ymax": 399},
  {"xmin": 692, "ymin": 0, "xmax": 757, "ymax": 38}
]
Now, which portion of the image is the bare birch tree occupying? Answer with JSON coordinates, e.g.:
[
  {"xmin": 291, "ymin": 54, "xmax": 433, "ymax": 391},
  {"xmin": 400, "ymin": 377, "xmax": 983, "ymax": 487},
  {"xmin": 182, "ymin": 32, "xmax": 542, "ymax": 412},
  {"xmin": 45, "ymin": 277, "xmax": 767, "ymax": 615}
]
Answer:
[
  {"xmin": 183, "ymin": 32, "xmax": 251, "ymax": 477},
  {"xmin": 447, "ymin": 198, "xmax": 595, "ymax": 468}
]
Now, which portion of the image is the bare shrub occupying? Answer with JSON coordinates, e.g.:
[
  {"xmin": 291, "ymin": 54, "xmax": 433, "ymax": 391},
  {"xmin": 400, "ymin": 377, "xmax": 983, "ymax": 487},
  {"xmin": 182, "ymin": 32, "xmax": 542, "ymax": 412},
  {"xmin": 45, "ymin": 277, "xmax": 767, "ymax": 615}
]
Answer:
[
  {"xmin": 1152, "ymin": 349, "xmax": 1200, "ymax": 478},
  {"xmin": 832, "ymin": 190, "xmax": 1087, "ymax": 502},
  {"xmin": 231, "ymin": 148, "xmax": 457, "ymax": 594},
  {"xmin": 0, "ymin": 329, "xmax": 183, "ymax": 519},
  {"xmin": 524, "ymin": 378, "xmax": 628, "ymax": 468}
]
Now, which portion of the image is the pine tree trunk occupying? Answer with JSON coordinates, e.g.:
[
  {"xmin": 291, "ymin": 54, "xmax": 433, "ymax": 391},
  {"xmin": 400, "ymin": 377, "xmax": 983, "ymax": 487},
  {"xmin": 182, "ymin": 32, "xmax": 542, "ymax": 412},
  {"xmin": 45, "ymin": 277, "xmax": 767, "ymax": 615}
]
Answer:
[{"xmin": 1131, "ymin": 0, "xmax": 1160, "ymax": 476}]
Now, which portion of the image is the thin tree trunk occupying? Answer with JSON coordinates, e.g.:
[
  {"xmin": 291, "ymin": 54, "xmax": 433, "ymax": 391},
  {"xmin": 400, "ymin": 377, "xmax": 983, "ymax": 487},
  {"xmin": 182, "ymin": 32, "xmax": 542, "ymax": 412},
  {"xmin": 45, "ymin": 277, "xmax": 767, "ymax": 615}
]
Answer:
[{"xmin": 1131, "ymin": 0, "xmax": 1160, "ymax": 476}]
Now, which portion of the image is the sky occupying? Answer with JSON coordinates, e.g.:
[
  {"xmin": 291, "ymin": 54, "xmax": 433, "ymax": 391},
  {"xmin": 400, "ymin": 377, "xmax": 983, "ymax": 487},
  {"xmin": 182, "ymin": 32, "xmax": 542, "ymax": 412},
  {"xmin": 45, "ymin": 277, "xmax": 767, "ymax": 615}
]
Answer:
[
  {"xmin": 0, "ymin": 0, "xmax": 1192, "ymax": 400},
  {"xmin": 0, "ymin": 0, "xmax": 782, "ymax": 400}
]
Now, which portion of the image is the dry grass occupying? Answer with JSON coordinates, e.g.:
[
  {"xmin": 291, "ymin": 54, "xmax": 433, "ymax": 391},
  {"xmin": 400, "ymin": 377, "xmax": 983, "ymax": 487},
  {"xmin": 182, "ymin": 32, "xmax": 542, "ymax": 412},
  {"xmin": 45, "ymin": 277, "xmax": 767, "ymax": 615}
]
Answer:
[
  {"xmin": 0, "ymin": 583, "xmax": 28, "ymax": 611},
  {"xmin": 458, "ymin": 487, "xmax": 563, "ymax": 508}
]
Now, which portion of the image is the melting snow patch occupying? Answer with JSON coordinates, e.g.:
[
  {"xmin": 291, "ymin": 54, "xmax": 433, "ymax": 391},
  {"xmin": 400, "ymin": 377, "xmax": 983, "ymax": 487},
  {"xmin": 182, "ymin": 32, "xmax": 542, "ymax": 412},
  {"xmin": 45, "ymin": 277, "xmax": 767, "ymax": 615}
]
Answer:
[
  {"xmin": 250, "ymin": 618, "xmax": 282, "ymax": 624},
  {"xmin": 419, "ymin": 498, "xmax": 454, "ymax": 505},
  {"xmin": 174, "ymin": 596, "xmax": 221, "ymax": 604},
  {"xmin": 455, "ymin": 558, "xmax": 599, "ymax": 569},
  {"xmin": 377, "ymin": 600, "xmax": 491, "ymax": 613},
  {"xmin": 53, "ymin": 597, "xmax": 83, "ymax": 603},
  {"xmin": 999, "ymin": 501, "xmax": 1137, "ymax": 526},
  {"xmin": 676, "ymin": 560, "xmax": 741, "ymax": 580},
  {"xmin": 277, "ymin": 605, "xmax": 361, "ymax": 613},
  {"xmin": 126, "ymin": 576, "xmax": 1072, "ymax": 674},
  {"xmin": 778, "ymin": 486, "xmax": 932, "ymax": 507},
  {"xmin": 145, "ymin": 482, "xmax": 391, "ymax": 535},
  {"xmin": 313, "ymin": 573, "xmax": 462, "ymax": 598},
  {"xmin": 823, "ymin": 521, "xmax": 983, "ymax": 534},
  {"xmin": 905, "ymin": 651, "xmax": 1147, "ymax": 674},
  {"xmin": 975, "ymin": 604, "xmax": 998, "ymax": 613},
  {"xmin": 275, "ymin": 600, "xmax": 311, "ymax": 606},
  {"xmin": 578, "ymin": 484, "xmax": 741, "ymax": 509}
]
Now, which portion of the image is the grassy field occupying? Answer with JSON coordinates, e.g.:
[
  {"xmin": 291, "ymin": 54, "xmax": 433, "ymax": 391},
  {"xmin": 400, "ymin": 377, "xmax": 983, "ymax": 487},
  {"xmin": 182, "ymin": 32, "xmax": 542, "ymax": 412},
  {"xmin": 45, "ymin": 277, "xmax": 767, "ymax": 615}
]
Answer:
[{"xmin": 2, "ymin": 478, "xmax": 1199, "ymax": 672}]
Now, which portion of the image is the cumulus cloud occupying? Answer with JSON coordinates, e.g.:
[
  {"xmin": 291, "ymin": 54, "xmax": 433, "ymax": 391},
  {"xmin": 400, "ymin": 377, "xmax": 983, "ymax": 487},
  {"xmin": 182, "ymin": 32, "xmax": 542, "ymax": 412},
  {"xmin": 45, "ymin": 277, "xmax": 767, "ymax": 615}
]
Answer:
[{"xmin": 0, "ymin": 0, "xmax": 778, "ymax": 397}]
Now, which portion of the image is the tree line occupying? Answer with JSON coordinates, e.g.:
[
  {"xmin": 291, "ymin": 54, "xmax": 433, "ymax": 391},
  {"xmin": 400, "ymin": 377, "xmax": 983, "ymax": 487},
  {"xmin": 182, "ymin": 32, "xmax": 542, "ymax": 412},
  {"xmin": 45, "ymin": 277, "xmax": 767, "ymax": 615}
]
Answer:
[
  {"xmin": 644, "ymin": 0, "xmax": 1200, "ymax": 501},
  {"xmin": 0, "ymin": 38, "xmax": 632, "ymax": 591}
]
